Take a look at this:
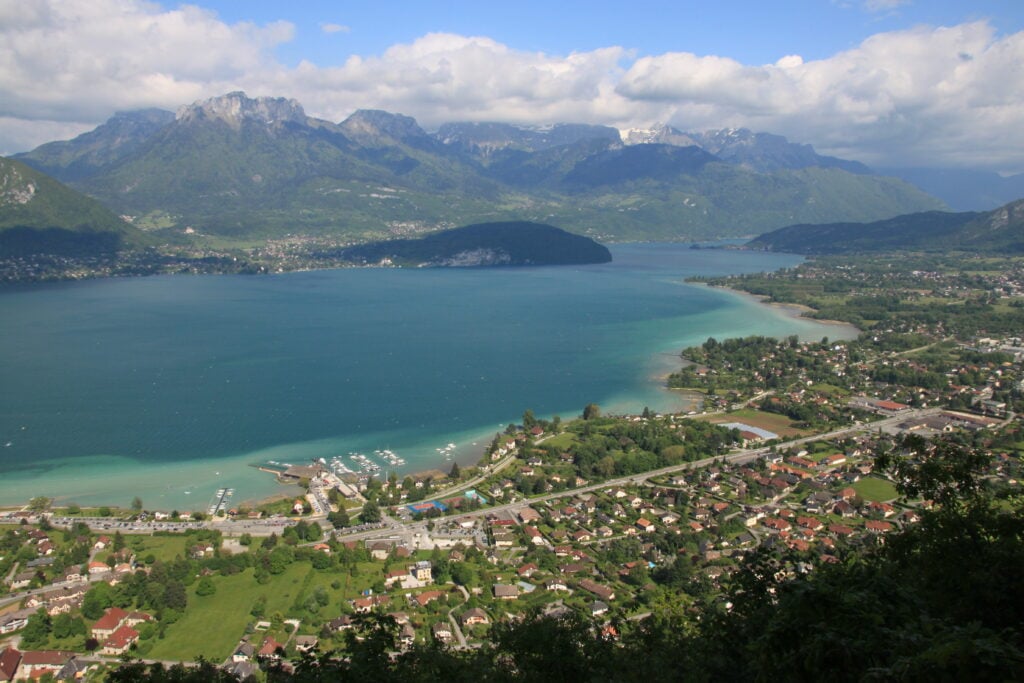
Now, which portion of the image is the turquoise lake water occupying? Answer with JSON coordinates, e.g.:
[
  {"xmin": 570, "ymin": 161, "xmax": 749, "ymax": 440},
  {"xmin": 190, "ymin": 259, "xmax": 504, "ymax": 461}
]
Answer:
[{"xmin": 0, "ymin": 244, "xmax": 855, "ymax": 510}]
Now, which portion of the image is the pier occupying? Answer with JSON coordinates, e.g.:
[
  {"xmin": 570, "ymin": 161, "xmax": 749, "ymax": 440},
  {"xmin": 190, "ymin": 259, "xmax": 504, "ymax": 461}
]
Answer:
[{"xmin": 207, "ymin": 487, "xmax": 234, "ymax": 516}]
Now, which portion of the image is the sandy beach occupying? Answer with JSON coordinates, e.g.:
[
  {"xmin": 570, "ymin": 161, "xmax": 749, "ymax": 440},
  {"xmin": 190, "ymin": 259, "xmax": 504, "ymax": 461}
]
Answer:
[{"xmin": 706, "ymin": 284, "xmax": 861, "ymax": 340}]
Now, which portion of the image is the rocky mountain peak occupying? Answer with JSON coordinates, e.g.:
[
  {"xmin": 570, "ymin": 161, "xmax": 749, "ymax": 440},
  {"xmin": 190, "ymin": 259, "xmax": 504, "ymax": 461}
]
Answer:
[
  {"xmin": 619, "ymin": 124, "xmax": 698, "ymax": 147},
  {"xmin": 339, "ymin": 109, "xmax": 428, "ymax": 144},
  {"xmin": 176, "ymin": 91, "xmax": 306, "ymax": 127}
]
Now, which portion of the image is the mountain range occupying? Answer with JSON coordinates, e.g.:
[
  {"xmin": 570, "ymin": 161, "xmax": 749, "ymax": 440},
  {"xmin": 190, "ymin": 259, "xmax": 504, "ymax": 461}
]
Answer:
[
  {"xmin": 747, "ymin": 198, "xmax": 1024, "ymax": 254},
  {"xmin": 8, "ymin": 91, "xmax": 944, "ymax": 248}
]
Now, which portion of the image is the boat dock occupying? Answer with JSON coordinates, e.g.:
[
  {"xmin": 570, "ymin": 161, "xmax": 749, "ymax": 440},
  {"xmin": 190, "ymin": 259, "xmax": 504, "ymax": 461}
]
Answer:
[{"xmin": 208, "ymin": 487, "xmax": 234, "ymax": 516}]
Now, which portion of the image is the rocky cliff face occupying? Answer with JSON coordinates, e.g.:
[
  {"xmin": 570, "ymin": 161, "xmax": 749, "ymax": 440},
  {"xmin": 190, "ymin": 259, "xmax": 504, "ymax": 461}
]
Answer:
[
  {"xmin": 0, "ymin": 162, "xmax": 36, "ymax": 206},
  {"xmin": 340, "ymin": 109, "xmax": 430, "ymax": 146},
  {"xmin": 175, "ymin": 91, "xmax": 307, "ymax": 127}
]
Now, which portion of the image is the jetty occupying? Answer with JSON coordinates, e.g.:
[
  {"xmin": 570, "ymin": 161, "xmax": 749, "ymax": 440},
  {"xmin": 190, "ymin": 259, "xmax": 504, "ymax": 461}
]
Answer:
[{"xmin": 207, "ymin": 487, "xmax": 234, "ymax": 516}]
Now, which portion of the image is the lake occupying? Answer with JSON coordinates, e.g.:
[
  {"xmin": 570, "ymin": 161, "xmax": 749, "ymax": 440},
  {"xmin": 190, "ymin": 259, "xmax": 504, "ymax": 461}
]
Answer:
[{"xmin": 0, "ymin": 244, "xmax": 855, "ymax": 510}]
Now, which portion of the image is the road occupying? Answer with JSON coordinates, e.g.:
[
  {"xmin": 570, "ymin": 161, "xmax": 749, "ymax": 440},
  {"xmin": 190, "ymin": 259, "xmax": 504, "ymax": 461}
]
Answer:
[{"xmin": 334, "ymin": 408, "xmax": 940, "ymax": 543}]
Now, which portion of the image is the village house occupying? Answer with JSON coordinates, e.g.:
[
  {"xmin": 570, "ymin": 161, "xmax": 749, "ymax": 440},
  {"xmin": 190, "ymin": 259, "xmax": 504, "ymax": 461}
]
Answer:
[
  {"xmin": 294, "ymin": 636, "xmax": 319, "ymax": 653},
  {"xmin": 578, "ymin": 579, "xmax": 616, "ymax": 602},
  {"xmin": 410, "ymin": 560, "xmax": 433, "ymax": 583},
  {"xmin": 523, "ymin": 525, "xmax": 545, "ymax": 545},
  {"xmin": 15, "ymin": 651, "xmax": 76, "ymax": 681},
  {"xmin": 413, "ymin": 590, "xmax": 445, "ymax": 608},
  {"xmin": 232, "ymin": 642, "xmax": 255, "ymax": 663},
  {"xmin": 91, "ymin": 607, "xmax": 129, "ymax": 641},
  {"xmin": 493, "ymin": 584, "xmax": 519, "ymax": 600},
  {"xmin": 432, "ymin": 622, "xmax": 454, "ymax": 643},
  {"xmin": 258, "ymin": 636, "xmax": 285, "ymax": 661},
  {"xmin": 0, "ymin": 612, "xmax": 30, "ymax": 636},
  {"xmin": 101, "ymin": 624, "xmax": 140, "ymax": 655},
  {"xmin": 461, "ymin": 607, "xmax": 489, "ymax": 626},
  {"xmin": 635, "ymin": 518, "xmax": 655, "ymax": 533},
  {"xmin": 0, "ymin": 647, "xmax": 19, "ymax": 682}
]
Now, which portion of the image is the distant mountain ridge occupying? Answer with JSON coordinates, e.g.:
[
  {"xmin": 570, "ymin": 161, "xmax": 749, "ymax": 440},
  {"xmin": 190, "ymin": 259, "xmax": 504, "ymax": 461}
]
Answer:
[
  {"xmin": 11, "ymin": 91, "xmax": 943, "ymax": 244},
  {"xmin": 876, "ymin": 167, "xmax": 1024, "ymax": 212},
  {"xmin": 747, "ymin": 198, "xmax": 1024, "ymax": 254}
]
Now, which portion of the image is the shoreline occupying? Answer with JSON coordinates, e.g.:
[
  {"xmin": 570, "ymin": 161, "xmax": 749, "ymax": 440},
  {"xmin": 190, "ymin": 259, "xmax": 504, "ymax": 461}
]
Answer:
[{"xmin": 704, "ymin": 283, "xmax": 861, "ymax": 337}]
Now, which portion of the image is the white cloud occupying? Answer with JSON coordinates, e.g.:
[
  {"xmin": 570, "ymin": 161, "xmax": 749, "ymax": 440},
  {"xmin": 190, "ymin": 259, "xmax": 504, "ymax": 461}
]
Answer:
[
  {"xmin": 320, "ymin": 22, "xmax": 350, "ymax": 35},
  {"xmin": 275, "ymin": 33, "xmax": 635, "ymax": 130},
  {"xmin": 0, "ymin": 2, "xmax": 1021, "ymax": 172},
  {"xmin": 616, "ymin": 22, "xmax": 1024, "ymax": 171},
  {"xmin": 0, "ymin": 0, "xmax": 292, "ymax": 135}
]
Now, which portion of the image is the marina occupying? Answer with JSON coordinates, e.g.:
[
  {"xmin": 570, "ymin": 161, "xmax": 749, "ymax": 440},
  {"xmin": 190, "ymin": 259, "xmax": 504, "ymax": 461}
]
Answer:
[
  {"xmin": 207, "ymin": 487, "xmax": 234, "ymax": 516},
  {"xmin": 259, "ymin": 447, "xmax": 418, "ymax": 487}
]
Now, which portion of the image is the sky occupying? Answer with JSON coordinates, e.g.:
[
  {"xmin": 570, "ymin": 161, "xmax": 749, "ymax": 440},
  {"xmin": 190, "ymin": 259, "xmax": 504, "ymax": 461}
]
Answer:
[{"xmin": 2, "ymin": 0, "xmax": 1024, "ymax": 172}]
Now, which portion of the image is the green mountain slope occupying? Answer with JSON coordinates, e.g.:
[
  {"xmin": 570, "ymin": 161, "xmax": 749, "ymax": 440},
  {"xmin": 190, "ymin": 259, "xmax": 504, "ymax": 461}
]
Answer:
[
  {"xmin": 0, "ymin": 157, "xmax": 146, "ymax": 256},
  {"xmin": 748, "ymin": 198, "xmax": 1024, "ymax": 254}
]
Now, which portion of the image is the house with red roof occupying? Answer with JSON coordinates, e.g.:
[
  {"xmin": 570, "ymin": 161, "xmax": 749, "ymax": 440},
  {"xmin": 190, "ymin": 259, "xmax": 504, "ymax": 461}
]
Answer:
[
  {"xmin": 91, "ymin": 607, "xmax": 129, "ymax": 640},
  {"xmin": 0, "ymin": 647, "xmax": 20, "ymax": 682},
  {"xmin": 87, "ymin": 561, "xmax": 110, "ymax": 577},
  {"xmin": 258, "ymin": 636, "xmax": 284, "ymax": 660},
  {"xmin": 101, "ymin": 624, "xmax": 140, "ymax": 655},
  {"xmin": 15, "ymin": 651, "xmax": 75, "ymax": 681},
  {"xmin": 762, "ymin": 518, "xmax": 792, "ymax": 533}
]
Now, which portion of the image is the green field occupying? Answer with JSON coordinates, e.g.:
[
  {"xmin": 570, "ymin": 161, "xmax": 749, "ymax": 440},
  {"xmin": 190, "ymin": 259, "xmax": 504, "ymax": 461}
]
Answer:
[
  {"xmin": 145, "ymin": 569, "xmax": 267, "ymax": 661},
  {"xmin": 707, "ymin": 408, "xmax": 809, "ymax": 438},
  {"xmin": 145, "ymin": 560, "xmax": 386, "ymax": 661},
  {"xmin": 540, "ymin": 432, "xmax": 578, "ymax": 450},
  {"xmin": 125, "ymin": 536, "xmax": 190, "ymax": 564},
  {"xmin": 853, "ymin": 477, "xmax": 899, "ymax": 502}
]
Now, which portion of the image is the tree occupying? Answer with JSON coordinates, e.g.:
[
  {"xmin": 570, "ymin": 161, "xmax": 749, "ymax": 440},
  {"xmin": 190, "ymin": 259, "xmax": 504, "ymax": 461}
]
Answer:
[
  {"xmin": 360, "ymin": 500, "xmax": 382, "ymax": 524},
  {"xmin": 268, "ymin": 546, "xmax": 294, "ymax": 574},
  {"xmin": 582, "ymin": 403, "xmax": 601, "ymax": 420},
  {"xmin": 28, "ymin": 496, "xmax": 51, "ymax": 513},
  {"xmin": 328, "ymin": 509, "xmax": 350, "ymax": 529},
  {"xmin": 195, "ymin": 577, "xmax": 216, "ymax": 597},
  {"xmin": 82, "ymin": 583, "xmax": 113, "ymax": 620},
  {"xmin": 449, "ymin": 563, "xmax": 475, "ymax": 586},
  {"xmin": 20, "ymin": 609, "xmax": 51, "ymax": 648},
  {"xmin": 449, "ymin": 462, "xmax": 461, "ymax": 480},
  {"xmin": 52, "ymin": 613, "xmax": 75, "ymax": 640},
  {"xmin": 163, "ymin": 580, "xmax": 187, "ymax": 611},
  {"xmin": 131, "ymin": 496, "xmax": 143, "ymax": 513}
]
